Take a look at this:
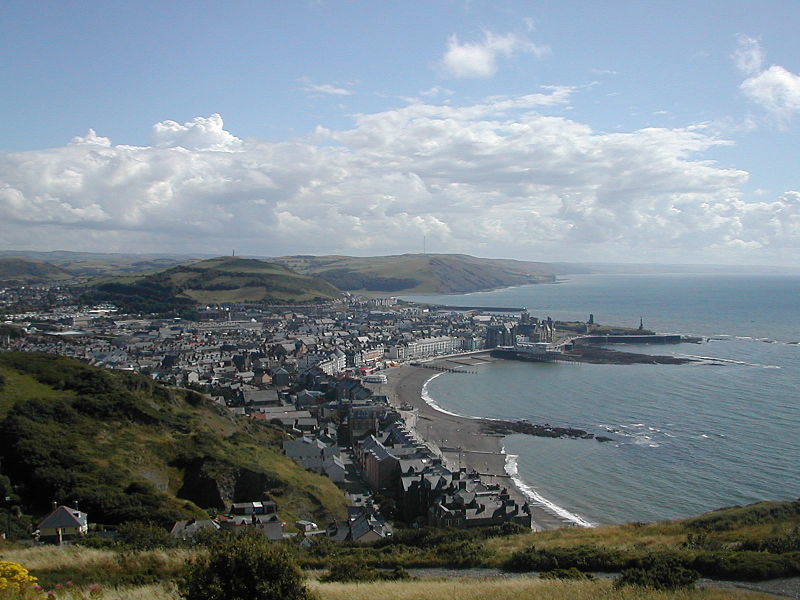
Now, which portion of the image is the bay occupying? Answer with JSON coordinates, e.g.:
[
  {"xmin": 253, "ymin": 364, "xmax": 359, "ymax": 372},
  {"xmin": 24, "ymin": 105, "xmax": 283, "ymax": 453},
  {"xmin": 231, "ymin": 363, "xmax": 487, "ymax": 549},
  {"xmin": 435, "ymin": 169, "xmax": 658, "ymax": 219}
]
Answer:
[{"xmin": 403, "ymin": 273, "xmax": 800, "ymax": 525}]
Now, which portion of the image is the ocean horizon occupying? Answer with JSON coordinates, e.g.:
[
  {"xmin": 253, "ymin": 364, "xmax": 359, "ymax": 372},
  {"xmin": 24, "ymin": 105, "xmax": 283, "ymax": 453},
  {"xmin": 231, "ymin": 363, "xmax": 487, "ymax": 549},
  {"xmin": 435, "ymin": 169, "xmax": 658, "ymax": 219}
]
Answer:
[{"xmin": 403, "ymin": 273, "xmax": 800, "ymax": 526}]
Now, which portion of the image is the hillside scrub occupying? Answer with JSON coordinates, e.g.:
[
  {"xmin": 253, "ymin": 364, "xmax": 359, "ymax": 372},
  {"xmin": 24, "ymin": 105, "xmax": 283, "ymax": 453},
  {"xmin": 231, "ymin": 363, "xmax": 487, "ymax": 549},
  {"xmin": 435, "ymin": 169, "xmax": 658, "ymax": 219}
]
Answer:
[
  {"xmin": 0, "ymin": 353, "xmax": 347, "ymax": 530},
  {"xmin": 180, "ymin": 531, "xmax": 313, "ymax": 600}
]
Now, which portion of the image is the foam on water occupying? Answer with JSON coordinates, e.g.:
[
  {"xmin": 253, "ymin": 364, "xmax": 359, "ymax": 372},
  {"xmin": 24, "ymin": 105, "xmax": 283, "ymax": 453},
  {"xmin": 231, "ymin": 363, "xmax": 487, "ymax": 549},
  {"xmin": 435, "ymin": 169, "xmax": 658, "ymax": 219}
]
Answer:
[
  {"xmin": 503, "ymin": 449, "xmax": 596, "ymax": 528},
  {"xmin": 420, "ymin": 372, "xmax": 480, "ymax": 419}
]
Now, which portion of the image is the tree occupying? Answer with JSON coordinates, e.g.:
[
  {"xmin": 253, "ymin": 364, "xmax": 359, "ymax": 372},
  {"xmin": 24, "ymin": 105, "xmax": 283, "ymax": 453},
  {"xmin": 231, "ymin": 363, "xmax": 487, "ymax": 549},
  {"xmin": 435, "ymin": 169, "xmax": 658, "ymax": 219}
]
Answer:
[{"xmin": 181, "ymin": 531, "xmax": 314, "ymax": 600}]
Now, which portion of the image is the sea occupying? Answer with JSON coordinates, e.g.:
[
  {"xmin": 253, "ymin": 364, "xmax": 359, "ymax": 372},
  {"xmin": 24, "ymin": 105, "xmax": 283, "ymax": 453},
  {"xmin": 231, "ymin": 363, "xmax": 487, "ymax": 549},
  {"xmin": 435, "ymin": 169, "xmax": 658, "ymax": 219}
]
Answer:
[{"xmin": 402, "ymin": 272, "xmax": 800, "ymax": 526}]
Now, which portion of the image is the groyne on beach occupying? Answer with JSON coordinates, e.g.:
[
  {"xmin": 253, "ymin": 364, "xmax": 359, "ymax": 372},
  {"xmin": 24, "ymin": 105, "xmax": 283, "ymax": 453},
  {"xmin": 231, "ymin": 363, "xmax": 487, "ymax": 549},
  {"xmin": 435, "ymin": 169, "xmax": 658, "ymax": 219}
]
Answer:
[{"xmin": 380, "ymin": 354, "xmax": 586, "ymax": 530}]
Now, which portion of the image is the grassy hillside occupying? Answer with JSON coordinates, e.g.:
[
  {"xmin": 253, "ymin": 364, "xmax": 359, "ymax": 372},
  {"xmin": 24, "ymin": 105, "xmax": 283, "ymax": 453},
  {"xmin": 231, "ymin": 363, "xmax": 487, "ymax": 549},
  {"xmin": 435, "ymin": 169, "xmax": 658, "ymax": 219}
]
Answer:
[
  {"xmin": 2, "ymin": 499, "xmax": 797, "ymax": 598},
  {"xmin": 84, "ymin": 257, "xmax": 342, "ymax": 313},
  {"xmin": 0, "ymin": 258, "xmax": 74, "ymax": 283},
  {"xmin": 0, "ymin": 353, "xmax": 347, "ymax": 530},
  {"xmin": 274, "ymin": 253, "xmax": 555, "ymax": 294}
]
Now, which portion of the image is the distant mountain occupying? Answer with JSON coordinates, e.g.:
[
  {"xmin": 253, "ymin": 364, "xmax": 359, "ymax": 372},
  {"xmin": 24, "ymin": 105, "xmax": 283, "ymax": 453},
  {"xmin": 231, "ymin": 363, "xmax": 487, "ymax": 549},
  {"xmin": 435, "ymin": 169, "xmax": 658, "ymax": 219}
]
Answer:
[
  {"xmin": 274, "ymin": 253, "xmax": 555, "ymax": 294},
  {"xmin": 0, "ymin": 353, "xmax": 348, "ymax": 526},
  {"xmin": 0, "ymin": 258, "xmax": 74, "ymax": 283},
  {"xmin": 0, "ymin": 250, "xmax": 207, "ymax": 277},
  {"xmin": 86, "ymin": 256, "xmax": 342, "ymax": 313}
]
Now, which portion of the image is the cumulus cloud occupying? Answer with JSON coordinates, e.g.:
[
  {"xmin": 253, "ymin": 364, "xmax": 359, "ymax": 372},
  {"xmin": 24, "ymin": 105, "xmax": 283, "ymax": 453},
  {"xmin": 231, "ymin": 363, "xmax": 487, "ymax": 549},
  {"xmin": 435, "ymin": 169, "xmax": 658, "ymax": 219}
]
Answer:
[
  {"xmin": 69, "ymin": 129, "xmax": 111, "ymax": 147},
  {"xmin": 152, "ymin": 114, "xmax": 243, "ymax": 151},
  {"xmin": 0, "ymin": 101, "xmax": 797, "ymax": 263},
  {"xmin": 440, "ymin": 30, "xmax": 549, "ymax": 78},
  {"xmin": 734, "ymin": 36, "xmax": 800, "ymax": 125}
]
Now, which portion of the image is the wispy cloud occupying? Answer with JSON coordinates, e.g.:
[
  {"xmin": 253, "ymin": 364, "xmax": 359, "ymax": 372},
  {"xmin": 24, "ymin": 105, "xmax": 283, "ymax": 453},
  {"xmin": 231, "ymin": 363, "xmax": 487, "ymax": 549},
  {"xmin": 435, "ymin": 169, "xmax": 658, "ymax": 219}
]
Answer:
[
  {"xmin": 300, "ymin": 78, "xmax": 354, "ymax": 96},
  {"xmin": 439, "ymin": 30, "xmax": 549, "ymax": 79}
]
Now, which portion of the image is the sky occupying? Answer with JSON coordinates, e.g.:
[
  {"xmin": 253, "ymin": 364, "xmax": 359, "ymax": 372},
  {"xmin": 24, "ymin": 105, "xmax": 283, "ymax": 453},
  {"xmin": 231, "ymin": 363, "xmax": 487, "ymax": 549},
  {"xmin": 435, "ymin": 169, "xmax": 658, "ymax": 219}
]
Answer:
[{"xmin": 1, "ymin": 1, "xmax": 799, "ymax": 266}]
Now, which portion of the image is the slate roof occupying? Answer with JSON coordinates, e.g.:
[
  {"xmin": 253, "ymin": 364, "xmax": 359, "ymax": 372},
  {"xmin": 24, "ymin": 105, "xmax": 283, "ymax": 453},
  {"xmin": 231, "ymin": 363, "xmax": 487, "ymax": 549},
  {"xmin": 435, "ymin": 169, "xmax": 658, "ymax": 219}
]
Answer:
[{"xmin": 37, "ymin": 506, "xmax": 88, "ymax": 530}]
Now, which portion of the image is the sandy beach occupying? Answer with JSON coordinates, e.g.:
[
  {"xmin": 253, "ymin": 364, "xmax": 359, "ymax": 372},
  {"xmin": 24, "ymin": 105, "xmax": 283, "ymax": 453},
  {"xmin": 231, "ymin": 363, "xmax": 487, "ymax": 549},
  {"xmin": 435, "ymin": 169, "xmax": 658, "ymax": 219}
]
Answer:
[{"xmin": 378, "ymin": 353, "xmax": 577, "ymax": 531}]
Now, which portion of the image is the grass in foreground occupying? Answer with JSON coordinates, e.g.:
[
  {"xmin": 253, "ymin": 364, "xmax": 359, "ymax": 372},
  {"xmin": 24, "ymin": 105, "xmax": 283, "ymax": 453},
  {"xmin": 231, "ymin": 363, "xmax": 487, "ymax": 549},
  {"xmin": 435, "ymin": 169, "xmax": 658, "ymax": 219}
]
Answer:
[
  {"xmin": 313, "ymin": 578, "xmax": 775, "ymax": 600},
  {"xmin": 5, "ymin": 578, "xmax": 776, "ymax": 600}
]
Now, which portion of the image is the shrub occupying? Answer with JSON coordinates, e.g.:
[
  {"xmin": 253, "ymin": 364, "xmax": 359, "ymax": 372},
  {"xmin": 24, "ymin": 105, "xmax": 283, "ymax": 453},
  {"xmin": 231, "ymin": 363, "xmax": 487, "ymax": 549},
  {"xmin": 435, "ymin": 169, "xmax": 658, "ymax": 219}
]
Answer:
[
  {"xmin": 320, "ymin": 560, "xmax": 379, "ymax": 583},
  {"xmin": 115, "ymin": 521, "xmax": 176, "ymax": 550},
  {"xmin": 616, "ymin": 556, "xmax": 699, "ymax": 591},
  {"xmin": 740, "ymin": 525, "xmax": 800, "ymax": 554},
  {"xmin": 691, "ymin": 550, "xmax": 799, "ymax": 581},
  {"xmin": 180, "ymin": 531, "xmax": 313, "ymax": 600},
  {"xmin": 0, "ymin": 561, "xmax": 37, "ymax": 592},
  {"xmin": 540, "ymin": 567, "xmax": 594, "ymax": 580},
  {"xmin": 504, "ymin": 544, "xmax": 624, "ymax": 573}
]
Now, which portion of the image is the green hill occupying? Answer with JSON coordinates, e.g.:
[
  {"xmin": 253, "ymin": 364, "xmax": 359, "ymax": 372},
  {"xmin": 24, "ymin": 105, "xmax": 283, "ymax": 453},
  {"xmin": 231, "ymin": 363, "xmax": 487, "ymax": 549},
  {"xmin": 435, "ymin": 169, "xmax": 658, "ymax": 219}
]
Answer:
[
  {"xmin": 0, "ymin": 258, "xmax": 74, "ymax": 283},
  {"xmin": 85, "ymin": 257, "xmax": 342, "ymax": 313},
  {"xmin": 0, "ymin": 353, "xmax": 348, "ymax": 529},
  {"xmin": 274, "ymin": 253, "xmax": 555, "ymax": 294}
]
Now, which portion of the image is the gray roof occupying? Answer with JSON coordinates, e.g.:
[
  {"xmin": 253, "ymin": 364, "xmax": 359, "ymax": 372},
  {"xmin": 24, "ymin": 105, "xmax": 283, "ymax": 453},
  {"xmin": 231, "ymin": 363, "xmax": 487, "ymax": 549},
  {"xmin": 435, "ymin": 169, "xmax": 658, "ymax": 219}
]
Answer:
[{"xmin": 38, "ymin": 506, "xmax": 88, "ymax": 530}]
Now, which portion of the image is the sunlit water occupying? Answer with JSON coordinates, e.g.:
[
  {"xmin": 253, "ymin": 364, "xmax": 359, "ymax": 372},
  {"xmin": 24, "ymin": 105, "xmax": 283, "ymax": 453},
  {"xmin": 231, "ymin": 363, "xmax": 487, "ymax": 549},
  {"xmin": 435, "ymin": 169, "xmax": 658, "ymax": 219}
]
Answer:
[{"xmin": 403, "ymin": 274, "xmax": 800, "ymax": 525}]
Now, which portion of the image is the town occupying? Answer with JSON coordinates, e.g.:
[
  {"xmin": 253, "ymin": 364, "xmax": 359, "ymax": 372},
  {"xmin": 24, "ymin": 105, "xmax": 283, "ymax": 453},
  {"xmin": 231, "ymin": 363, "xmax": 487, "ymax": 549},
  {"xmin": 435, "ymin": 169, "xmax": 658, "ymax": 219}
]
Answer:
[{"xmin": 1, "ymin": 281, "xmax": 552, "ymax": 545}]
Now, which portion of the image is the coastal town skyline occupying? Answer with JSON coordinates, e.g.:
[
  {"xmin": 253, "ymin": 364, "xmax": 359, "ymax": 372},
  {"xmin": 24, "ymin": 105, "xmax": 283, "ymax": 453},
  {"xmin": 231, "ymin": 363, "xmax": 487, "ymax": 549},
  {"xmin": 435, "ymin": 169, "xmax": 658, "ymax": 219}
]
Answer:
[{"xmin": 2, "ymin": 1, "xmax": 800, "ymax": 267}]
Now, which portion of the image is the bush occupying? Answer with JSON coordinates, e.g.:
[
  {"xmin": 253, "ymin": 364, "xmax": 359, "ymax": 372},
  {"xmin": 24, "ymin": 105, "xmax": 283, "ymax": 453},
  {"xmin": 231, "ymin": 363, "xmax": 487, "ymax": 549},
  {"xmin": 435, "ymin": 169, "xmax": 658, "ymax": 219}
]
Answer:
[
  {"xmin": 115, "ymin": 521, "xmax": 176, "ymax": 550},
  {"xmin": 320, "ymin": 560, "xmax": 379, "ymax": 583},
  {"xmin": 181, "ymin": 531, "xmax": 313, "ymax": 600},
  {"xmin": 691, "ymin": 550, "xmax": 799, "ymax": 580},
  {"xmin": 540, "ymin": 567, "xmax": 594, "ymax": 580},
  {"xmin": 616, "ymin": 556, "xmax": 699, "ymax": 591},
  {"xmin": 0, "ymin": 561, "xmax": 38, "ymax": 592},
  {"xmin": 740, "ymin": 525, "xmax": 800, "ymax": 554},
  {"xmin": 504, "ymin": 544, "xmax": 624, "ymax": 573}
]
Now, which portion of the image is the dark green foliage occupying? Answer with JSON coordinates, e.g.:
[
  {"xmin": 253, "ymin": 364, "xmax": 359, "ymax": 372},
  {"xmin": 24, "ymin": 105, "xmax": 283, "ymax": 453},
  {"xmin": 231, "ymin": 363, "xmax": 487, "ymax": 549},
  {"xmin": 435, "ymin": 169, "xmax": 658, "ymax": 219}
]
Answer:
[
  {"xmin": 85, "ymin": 280, "xmax": 196, "ymax": 316},
  {"xmin": 0, "ymin": 372, "xmax": 5, "ymax": 391},
  {"xmin": 181, "ymin": 531, "xmax": 314, "ymax": 600},
  {"xmin": 691, "ymin": 550, "xmax": 800, "ymax": 580},
  {"xmin": 435, "ymin": 539, "xmax": 489, "ymax": 567},
  {"xmin": 504, "ymin": 544, "xmax": 625, "ymax": 573},
  {"xmin": 740, "ymin": 525, "xmax": 800, "ymax": 553},
  {"xmin": 320, "ymin": 560, "xmax": 412, "ymax": 583},
  {"xmin": 381, "ymin": 565, "xmax": 412, "ymax": 581},
  {"xmin": 320, "ymin": 560, "xmax": 379, "ymax": 582},
  {"xmin": 540, "ymin": 567, "xmax": 595, "ymax": 580},
  {"xmin": 0, "ymin": 354, "xmax": 212, "ymax": 524},
  {"xmin": 0, "ymin": 508, "xmax": 33, "ymax": 541},
  {"xmin": 685, "ymin": 500, "xmax": 800, "ymax": 531},
  {"xmin": 616, "ymin": 555, "xmax": 699, "ymax": 591},
  {"xmin": 115, "ymin": 521, "xmax": 177, "ymax": 550}
]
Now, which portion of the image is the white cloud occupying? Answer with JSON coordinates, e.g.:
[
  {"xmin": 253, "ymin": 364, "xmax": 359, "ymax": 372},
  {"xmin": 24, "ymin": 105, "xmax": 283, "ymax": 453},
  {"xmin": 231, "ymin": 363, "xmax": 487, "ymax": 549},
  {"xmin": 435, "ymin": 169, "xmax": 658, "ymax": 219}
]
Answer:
[
  {"xmin": 152, "ymin": 114, "xmax": 243, "ymax": 151},
  {"xmin": 734, "ymin": 36, "xmax": 800, "ymax": 125},
  {"xmin": 440, "ymin": 31, "xmax": 549, "ymax": 78},
  {"xmin": 301, "ymin": 81, "xmax": 354, "ymax": 96},
  {"xmin": 0, "ymin": 98, "xmax": 798, "ymax": 264},
  {"xmin": 69, "ymin": 129, "xmax": 111, "ymax": 147},
  {"xmin": 740, "ymin": 65, "xmax": 800, "ymax": 124}
]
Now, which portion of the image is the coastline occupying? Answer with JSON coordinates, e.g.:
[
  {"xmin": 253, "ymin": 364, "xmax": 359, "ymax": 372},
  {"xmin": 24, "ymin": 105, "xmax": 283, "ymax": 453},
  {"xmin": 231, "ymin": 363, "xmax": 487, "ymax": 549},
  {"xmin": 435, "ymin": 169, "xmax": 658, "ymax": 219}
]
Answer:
[{"xmin": 379, "ymin": 354, "xmax": 583, "ymax": 531}]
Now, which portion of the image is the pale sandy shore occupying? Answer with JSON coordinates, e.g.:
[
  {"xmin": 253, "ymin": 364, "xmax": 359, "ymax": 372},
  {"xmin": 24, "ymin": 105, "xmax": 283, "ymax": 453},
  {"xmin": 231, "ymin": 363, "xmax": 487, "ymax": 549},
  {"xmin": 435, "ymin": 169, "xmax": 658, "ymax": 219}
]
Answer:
[{"xmin": 377, "ymin": 354, "xmax": 577, "ymax": 531}]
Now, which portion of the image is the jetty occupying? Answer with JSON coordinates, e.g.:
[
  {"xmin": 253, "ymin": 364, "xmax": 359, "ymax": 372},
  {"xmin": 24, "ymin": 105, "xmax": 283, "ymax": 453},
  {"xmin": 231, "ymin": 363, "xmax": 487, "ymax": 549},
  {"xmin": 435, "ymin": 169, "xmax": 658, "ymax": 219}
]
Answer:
[{"xmin": 409, "ymin": 361, "xmax": 476, "ymax": 374}]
